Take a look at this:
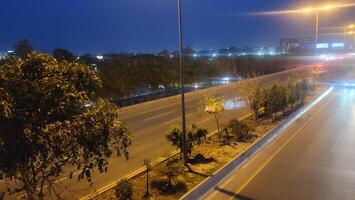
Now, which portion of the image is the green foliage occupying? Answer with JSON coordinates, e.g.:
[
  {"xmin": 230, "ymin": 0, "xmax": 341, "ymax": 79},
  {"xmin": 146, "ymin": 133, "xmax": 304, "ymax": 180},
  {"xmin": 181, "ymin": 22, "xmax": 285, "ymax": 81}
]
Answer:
[
  {"xmin": 95, "ymin": 52, "xmax": 305, "ymax": 101},
  {"xmin": 226, "ymin": 119, "xmax": 254, "ymax": 142},
  {"xmin": 261, "ymin": 78, "xmax": 309, "ymax": 119},
  {"xmin": 14, "ymin": 38, "xmax": 34, "ymax": 59},
  {"xmin": 0, "ymin": 53, "xmax": 131, "ymax": 199},
  {"xmin": 115, "ymin": 179, "xmax": 133, "ymax": 200},
  {"xmin": 187, "ymin": 124, "xmax": 208, "ymax": 145},
  {"xmin": 53, "ymin": 48, "xmax": 75, "ymax": 62},
  {"xmin": 287, "ymin": 79, "xmax": 297, "ymax": 109},
  {"xmin": 156, "ymin": 159, "xmax": 183, "ymax": 189},
  {"xmin": 166, "ymin": 124, "xmax": 208, "ymax": 157},
  {"xmin": 262, "ymin": 83, "xmax": 288, "ymax": 118}
]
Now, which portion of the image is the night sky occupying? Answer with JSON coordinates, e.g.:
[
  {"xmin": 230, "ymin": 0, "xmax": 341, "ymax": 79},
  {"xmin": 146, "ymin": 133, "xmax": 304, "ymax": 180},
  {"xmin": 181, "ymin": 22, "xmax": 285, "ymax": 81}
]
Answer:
[{"xmin": 0, "ymin": 0, "xmax": 354, "ymax": 54}]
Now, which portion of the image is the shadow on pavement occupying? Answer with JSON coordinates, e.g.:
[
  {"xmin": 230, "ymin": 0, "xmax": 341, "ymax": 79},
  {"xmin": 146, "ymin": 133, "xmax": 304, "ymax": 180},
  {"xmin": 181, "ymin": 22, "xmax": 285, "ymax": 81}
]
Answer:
[{"xmin": 214, "ymin": 187, "xmax": 254, "ymax": 200}]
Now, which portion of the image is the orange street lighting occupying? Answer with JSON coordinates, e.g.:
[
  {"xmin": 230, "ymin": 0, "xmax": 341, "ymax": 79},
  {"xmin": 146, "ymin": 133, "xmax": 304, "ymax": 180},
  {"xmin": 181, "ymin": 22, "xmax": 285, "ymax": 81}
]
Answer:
[
  {"xmin": 349, "ymin": 24, "xmax": 355, "ymax": 29},
  {"xmin": 247, "ymin": 3, "xmax": 355, "ymax": 16}
]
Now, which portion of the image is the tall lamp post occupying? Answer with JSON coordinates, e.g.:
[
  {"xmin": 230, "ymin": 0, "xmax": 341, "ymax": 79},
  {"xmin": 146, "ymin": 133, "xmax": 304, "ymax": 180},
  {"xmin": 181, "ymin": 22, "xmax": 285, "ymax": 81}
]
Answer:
[
  {"xmin": 300, "ymin": 5, "xmax": 336, "ymax": 85},
  {"xmin": 177, "ymin": 0, "xmax": 188, "ymax": 168},
  {"xmin": 348, "ymin": 31, "xmax": 355, "ymax": 50}
]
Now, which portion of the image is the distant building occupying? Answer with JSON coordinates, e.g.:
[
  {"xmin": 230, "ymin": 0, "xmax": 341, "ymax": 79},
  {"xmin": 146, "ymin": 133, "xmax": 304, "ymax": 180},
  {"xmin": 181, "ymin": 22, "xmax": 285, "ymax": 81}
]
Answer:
[{"xmin": 280, "ymin": 37, "xmax": 314, "ymax": 54}]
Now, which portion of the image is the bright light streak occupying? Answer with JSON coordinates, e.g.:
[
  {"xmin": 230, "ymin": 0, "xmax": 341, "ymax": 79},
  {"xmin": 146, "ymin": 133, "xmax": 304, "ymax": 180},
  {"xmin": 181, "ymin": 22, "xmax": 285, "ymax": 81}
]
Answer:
[
  {"xmin": 96, "ymin": 55, "xmax": 104, "ymax": 60},
  {"xmin": 224, "ymin": 98, "xmax": 245, "ymax": 110},
  {"xmin": 222, "ymin": 77, "xmax": 230, "ymax": 81},
  {"xmin": 246, "ymin": 3, "xmax": 355, "ymax": 16}
]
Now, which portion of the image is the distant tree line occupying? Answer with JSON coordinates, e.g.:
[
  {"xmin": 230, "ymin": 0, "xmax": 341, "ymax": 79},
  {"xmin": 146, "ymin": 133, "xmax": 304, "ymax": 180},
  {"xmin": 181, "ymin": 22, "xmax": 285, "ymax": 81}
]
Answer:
[
  {"xmin": 96, "ymin": 53, "xmax": 309, "ymax": 101},
  {"xmin": 10, "ymin": 39, "xmax": 309, "ymax": 102}
]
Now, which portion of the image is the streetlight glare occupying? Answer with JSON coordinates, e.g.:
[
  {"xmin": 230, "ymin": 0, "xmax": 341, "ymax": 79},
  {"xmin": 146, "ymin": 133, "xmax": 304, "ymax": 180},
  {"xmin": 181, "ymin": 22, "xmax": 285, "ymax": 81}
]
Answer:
[
  {"xmin": 320, "ymin": 5, "xmax": 335, "ymax": 11},
  {"xmin": 247, "ymin": 3, "xmax": 355, "ymax": 15},
  {"xmin": 349, "ymin": 24, "xmax": 355, "ymax": 29}
]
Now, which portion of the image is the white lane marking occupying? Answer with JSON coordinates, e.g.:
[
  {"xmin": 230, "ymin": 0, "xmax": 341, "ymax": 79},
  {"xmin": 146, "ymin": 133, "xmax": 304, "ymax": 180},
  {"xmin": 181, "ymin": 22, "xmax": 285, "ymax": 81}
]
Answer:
[
  {"xmin": 197, "ymin": 117, "xmax": 214, "ymax": 125},
  {"xmin": 163, "ymin": 113, "xmax": 194, "ymax": 125},
  {"xmin": 142, "ymin": 111, "xmax": 173, "ymax": 121}
]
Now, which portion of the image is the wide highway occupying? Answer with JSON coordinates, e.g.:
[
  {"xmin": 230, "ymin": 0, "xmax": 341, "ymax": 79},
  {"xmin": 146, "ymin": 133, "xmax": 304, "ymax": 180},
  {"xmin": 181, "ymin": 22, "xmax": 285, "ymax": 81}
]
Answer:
[
  {"xmin": 1, "ymin": 61, "xmax": 351, "ymax": 199},
  {"xmin": 199, "ymin": 64, "xmax": 355, "ymax": 200}
]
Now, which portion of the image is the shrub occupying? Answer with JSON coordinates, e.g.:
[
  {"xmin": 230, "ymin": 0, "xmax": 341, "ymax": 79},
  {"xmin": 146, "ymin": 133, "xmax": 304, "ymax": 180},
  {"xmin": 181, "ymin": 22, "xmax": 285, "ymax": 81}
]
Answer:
[
  {"xmin": 156, "ymin": 159, "xmax": 183, "ymax": 189},
  {"xmin": 227, "ymin": 119, "xmax": 254, "ymax": 142},
  {"xmin": 115, "ymin": 179, "xmax": 133, "ymax": 200}
]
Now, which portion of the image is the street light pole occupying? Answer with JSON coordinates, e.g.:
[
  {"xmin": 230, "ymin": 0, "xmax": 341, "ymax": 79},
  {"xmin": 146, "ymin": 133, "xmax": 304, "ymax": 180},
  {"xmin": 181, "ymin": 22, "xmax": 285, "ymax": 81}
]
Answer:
[
  {"xmin": 315, "ymin": 11, "xmax": 319, "ymax": 44},
  {"xmin": 313, "ymin": 11, "xmax": 319, "ymax": 86},
  {"xmin": 177, "ymin": 0, "xmax": 188, "ymax": 167}
]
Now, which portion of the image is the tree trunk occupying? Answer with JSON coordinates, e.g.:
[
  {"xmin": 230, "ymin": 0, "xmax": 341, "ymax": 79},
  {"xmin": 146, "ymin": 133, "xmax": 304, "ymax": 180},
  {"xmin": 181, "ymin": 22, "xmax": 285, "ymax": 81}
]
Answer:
[
  {"xmin": 146, "ymin": 170, "xmax": 149, "ymax": 196},
  {"xmin": 168, "ymin": 176, "xmax": 172, "ymax": 189},
  {"xmin": 214, "ymin": 114, "xmax": 220, "ymax": 131}
]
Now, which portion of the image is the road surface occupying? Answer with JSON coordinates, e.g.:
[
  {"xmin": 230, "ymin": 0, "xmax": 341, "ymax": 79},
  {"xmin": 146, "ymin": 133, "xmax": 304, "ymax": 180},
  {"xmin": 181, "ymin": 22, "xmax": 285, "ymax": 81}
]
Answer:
[
  {"xmin": 201, "ymin": 67, "xmax": 355, "ymax": 200},
  {"xmin": 0, "ymin": 62, "xmax": 351, "ymax": 199}
]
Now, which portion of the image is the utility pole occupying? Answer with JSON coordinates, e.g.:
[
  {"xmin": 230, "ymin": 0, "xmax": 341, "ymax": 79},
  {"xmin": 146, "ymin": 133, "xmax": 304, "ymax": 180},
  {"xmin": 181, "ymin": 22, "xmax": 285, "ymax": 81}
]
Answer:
[{"xmin": 177, "ymin": 0, "xmax": 188, "ymax": 168}]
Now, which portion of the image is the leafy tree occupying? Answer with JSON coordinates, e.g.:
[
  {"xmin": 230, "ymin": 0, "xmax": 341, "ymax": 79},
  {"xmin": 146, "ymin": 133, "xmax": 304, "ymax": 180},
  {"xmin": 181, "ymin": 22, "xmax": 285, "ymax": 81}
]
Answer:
[
  {"xmin": 300, "ymin": 78, "xmax": 309, "ymax": 103},
  {"xmin": 53, "ymin": 48, "xmax": 75, "ymax": 62},
  {"xmin": 143, "ymin": 159, "xmax": 152, "ymax": 197},
  {"xmin": 0, "ymin": 53, "xmax": 131, "ymax": 199},
  {"xmin": 166, "ymin": 125, "xmax": 193, "ymax": 157},
  {"xmin": 166, "ymin": 124, "xmax": 208, "ymax": 157},
  {"xmin": 279, "ymin": 84, "xmax": 288, "ymax": 115},
  {"xmin": 203, "ymin": 95, "xmax": 225, "ymax": 130},
  {"xmin": 188, "ymin": 124, "xmax": 208, "ymax": 144},
  {"xmin": 115, "ymin": 179, "xmax": 133, "ymax": 200},
  {"xmin": 236, "ymin": 79, "xmax": 262, "ymax": 120},
  {"xmin": 14, "ymin": 38, "xmax": 34, "ymax": 59},
  {"xmin": 226, "ymin": 119, "xmax": 254, "ymax": 142},
  {"xmin": 157, "ymin": 159, "xmax": 183, "ymax": 189},
  {"xmin": 287, "ymin": 79, "xmax": 297, "ymax": 110}
]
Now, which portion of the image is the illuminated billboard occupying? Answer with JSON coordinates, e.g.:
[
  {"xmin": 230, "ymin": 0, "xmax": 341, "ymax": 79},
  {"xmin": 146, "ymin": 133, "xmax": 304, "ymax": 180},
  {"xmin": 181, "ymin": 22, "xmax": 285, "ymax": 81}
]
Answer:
[
  {"xmin": 316, "ymin": 43, "xmax": 329, "ymax": 49},
  {"xmin": 331, "ymin": 43, "xmax": 345, "ymax": 48}
]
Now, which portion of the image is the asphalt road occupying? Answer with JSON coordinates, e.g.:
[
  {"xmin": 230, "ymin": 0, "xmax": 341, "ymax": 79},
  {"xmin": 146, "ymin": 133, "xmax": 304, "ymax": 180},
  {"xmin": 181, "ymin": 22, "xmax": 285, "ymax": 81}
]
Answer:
[
  {"xmin": 0, "ymin": 62, "xmax": 351, "ymax": 199},
  {"xmin": 202, "ymin": 67, "xmax": 355, "ymax": 200},
  {"xmin": 57, "ymin": 66, "xmax": 310, "ymax": 199}
]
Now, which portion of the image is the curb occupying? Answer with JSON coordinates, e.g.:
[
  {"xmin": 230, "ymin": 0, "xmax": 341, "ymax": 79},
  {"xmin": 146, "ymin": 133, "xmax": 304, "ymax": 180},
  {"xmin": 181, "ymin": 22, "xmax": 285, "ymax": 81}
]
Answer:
[{"xmin": 180, "ymin": 86, "xmax": 333, "ymax": 200}]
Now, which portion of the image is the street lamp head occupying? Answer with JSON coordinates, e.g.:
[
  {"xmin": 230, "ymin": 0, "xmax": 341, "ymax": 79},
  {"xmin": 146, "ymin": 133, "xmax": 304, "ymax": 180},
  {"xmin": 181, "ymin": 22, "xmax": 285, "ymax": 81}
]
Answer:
[
  {"xmin": 301, "ymin": 7, "xmax": 313, "ymax": 13},
  {"xmin": 321, "ymin": 4, "xmax": 336, "ymax": 10}
]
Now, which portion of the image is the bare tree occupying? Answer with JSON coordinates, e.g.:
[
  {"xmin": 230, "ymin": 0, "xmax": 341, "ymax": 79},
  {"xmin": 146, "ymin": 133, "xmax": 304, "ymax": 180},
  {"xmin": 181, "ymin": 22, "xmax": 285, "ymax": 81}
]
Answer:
[
  {"xmin": 202, "ymin": 95, "xmax": 225, "ymax": 131},
  {"xmin": 236, "ymin": 78, "xmax": 262, "ymax": 121}
]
